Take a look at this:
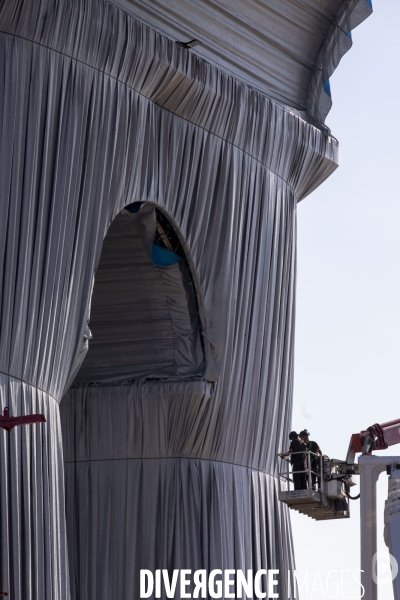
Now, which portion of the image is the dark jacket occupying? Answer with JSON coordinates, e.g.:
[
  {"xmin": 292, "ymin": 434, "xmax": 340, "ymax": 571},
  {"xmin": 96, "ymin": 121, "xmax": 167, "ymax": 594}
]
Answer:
[
  {"xmin": 289, "ymin": 438, "xmax": 306, "ymax": 466},
  {"xmin": 306, "ymin": 440, "xmax": 321, "ymax": 467}
]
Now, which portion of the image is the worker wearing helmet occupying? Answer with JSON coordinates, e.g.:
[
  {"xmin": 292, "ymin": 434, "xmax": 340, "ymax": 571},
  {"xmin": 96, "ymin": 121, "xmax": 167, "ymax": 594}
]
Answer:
[
  {"xmin": 299, "ymin": 430, "xmax": 322, "ymax": 489},
  {"xmin": 288, "ymin": 431, "xmax": 307, "ymax": 490}
]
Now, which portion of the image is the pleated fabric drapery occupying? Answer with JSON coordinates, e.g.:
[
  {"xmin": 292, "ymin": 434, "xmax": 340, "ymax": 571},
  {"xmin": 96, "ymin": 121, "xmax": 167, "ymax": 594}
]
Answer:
[
  {"xmin": 109, "ymin": 0, "xmax": 372, "ymax": 124},
  {"xmin": 0, "ymin": 0, "xmax": 347, "ymax": 598},
  {"xmin": 0, "ymin": 375, "xmax": 69, "ymax": 599},
  {"xmin": 60, "ymin": 159, "xmax": 298, "ymax": 598},
  {"xmin": 61, "ymin": 381, "xmax": 294, "ymax": 598}
]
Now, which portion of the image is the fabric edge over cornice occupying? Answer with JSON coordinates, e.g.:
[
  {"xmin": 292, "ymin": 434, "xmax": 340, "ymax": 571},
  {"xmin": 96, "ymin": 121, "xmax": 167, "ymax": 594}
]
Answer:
[
  {"xmin": 0, "ymin": 0, "xmax": 339, "ymax": 201},
  {"xmin": 307, "ymin": 0, "xmax": 373, "ymax": 122},
  {"xmin": 106, "ymin": 0, "xmax": 372, "ymax": 128}
]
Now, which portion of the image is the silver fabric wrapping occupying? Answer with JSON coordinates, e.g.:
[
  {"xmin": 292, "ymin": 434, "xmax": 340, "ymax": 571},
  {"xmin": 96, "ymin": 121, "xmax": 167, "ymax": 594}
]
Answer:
[
  {"xmin": 110, "ymin": 0, "xmax": 372, "ymax": 122},
  {"xmin": 0, "ymin": 0, "xmax": 348, "ymax": 598},
  {"xmin": 0, "ymin": 375, "xmax": 69, "ymax": 599},
  {"xmin": 61, "ymin": 383, "xmax": 294, "ymax": 598}
]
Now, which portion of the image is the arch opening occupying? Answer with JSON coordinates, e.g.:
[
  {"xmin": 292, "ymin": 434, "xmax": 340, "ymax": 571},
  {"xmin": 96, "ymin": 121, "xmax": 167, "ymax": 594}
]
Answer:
[{"xmin": 73, "ymin": 203, "xmax": 204, "ymax": 384}]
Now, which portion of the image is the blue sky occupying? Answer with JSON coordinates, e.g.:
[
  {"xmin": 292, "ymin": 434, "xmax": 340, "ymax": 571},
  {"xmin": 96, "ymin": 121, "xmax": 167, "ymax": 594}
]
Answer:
[{"xmin": 291, "ymin": 1, "xmax": 400, "ymax": 598}]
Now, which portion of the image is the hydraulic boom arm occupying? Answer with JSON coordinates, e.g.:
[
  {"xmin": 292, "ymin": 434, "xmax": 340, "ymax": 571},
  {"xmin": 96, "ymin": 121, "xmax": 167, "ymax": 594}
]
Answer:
[{"xmin": 346, "ymin": 417, "xmax": 400, "ymax": 464}]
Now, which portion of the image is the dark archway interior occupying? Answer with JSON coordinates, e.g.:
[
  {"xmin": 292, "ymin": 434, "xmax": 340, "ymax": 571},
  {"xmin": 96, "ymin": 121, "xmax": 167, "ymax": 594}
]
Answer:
[{"xmin": 74, "ymin": 204, "xmax": 204, "ymax": 383}]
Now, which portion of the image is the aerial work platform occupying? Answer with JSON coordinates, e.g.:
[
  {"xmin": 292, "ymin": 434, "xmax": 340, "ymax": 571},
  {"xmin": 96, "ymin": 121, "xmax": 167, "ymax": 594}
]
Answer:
[
  {"xmin": 278, "ymin": 451, "xmax": 351, "ymax": 521},
  {"xmin": 279, "ymin": 417, "xmax": 400, "ymax": 600},
  {"xmin": 279, "ymin": 487, "xmax": 350, "ymax": 520}
]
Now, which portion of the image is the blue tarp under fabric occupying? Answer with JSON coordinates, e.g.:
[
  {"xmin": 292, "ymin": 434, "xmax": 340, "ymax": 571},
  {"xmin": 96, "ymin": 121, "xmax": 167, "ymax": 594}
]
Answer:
[
  {"xmin": 152, "ymin": 243, "xmax": 182, "ymax": 266},
  {"xmin": 125, "ymin": 199, "xmax": 185, "ymax": 265}
]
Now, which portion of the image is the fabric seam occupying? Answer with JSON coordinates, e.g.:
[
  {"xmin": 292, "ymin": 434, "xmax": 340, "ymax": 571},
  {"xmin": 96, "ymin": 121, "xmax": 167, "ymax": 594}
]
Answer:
[
  {"xmin": 0, "ymin": 30, "xmax": 300, "ymax": 199},
  {"xmin": 63, "ymin": 454, "xmax": 282, "ymax": 478},
  {"xmin": 0, "ymin": 370, "xmax": 58, "ymax": 403}
]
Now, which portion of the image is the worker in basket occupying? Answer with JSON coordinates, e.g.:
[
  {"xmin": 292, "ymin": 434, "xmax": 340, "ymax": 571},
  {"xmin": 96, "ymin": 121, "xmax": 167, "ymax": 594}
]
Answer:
[
  {"xmin": 288, "ymin": 431, "xmax": 307, "ymax": 490},
  {"xmin": 299, "ymin": 429, "xmax": 322, "ymax": 489}
]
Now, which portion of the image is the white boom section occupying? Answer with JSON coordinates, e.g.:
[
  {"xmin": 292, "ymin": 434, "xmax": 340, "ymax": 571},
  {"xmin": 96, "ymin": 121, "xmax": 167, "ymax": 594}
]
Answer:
[
  {"xmin": 359, "ymin": 456, "xmax": 400, "ymax": 600},
  {"xmin": 384, "ymin": 468, "xmax": 400, "ymax": 600}
]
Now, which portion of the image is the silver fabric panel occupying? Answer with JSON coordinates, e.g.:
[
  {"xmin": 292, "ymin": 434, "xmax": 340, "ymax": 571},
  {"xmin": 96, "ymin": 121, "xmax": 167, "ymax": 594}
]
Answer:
[
  {"xmin": 0, "ymin": 375, "xmax": 69, "ymax": 599},
  {"xmin": 61, "ymin": 381, "xmax": 213, "ymax": 460},
  {"xmin": 0, "ymin": 0, "xmax": 340, "ymax": 199},
  {"xmin": 0, "ymin": 10, "xmax": 336, "ymax": 386},
  {"xmin": 61, "ymin": 383, "xmax": 293, "ymax": 599},
  {"xmin": 64, "ymin": 458, "xmax": 292, "ymax": 599},
  {"xmin": 62, "ymin": 149, "xmax": 298, "ymax": 595},
  {"xmin": 108, "ymin": 0, "xmax": 344, "ymax": 111},
  {"xmin": 0, "ymin": 0, "xmax": 346, "ymax": 598},
  {"xmin": 74, "ymin": 209, "xmax": 204, "ymax": 382},
  {"xmin": 109, "ymin": 0, "xmax": 371, "ymax": 122},
  {"xmin": 0, "ymin": 28, "xmax": 110, "ymax": 599},
  {"xmin": 0, "ymin": 34, "xmax": 110, "ymax": 399}
]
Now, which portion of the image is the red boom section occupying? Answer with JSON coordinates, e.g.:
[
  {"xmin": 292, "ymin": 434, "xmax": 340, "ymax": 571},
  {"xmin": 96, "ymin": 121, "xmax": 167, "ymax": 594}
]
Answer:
[
  {"xmin": 352, "ymin": 418, "xmax": 400, "ymax": 453},
  {"xmin": 379, "ymin": 418, "xmax": 400, "ymax": 447}
]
